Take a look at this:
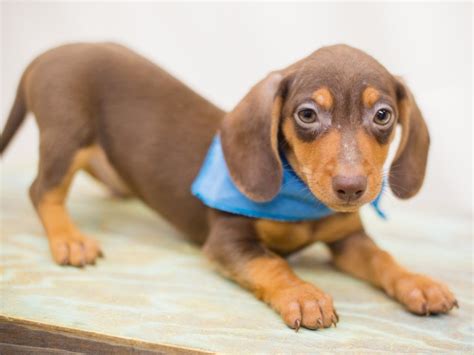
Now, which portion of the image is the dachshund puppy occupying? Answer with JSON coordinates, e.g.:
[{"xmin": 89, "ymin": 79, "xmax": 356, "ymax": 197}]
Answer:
[{"xmin": 0, "ymin": 43, "xmax": 457, "ymax": 331}]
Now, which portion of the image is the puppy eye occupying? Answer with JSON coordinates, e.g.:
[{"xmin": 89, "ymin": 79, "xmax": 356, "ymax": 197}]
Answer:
[
  {"xmin": 373, "ymin": 109, "xmax": 392, "ymax": 126},
  {"xmin": 296, "ymin": 108, "xmax": 318, "ymax": 124}
]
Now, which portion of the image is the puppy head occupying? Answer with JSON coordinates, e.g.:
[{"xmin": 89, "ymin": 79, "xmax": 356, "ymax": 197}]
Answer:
[{"xmin": 221, "ymin": 45, "xmax": 429, "ymax": 211}]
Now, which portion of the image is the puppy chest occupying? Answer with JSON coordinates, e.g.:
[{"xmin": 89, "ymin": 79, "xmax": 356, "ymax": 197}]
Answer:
[
  {"xmin": 254, "ymin": 213, "xmax": 363, "ymax": 255},
  {"xmin": 255, "ymin": 220, "xmax": 314, "ymax": 254}
]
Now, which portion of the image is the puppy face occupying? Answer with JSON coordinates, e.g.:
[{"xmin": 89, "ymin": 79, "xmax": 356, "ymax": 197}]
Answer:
[
  {"xmin": 221, "ymin": 45, "xmax": 429, "ymax": 208},
  {"xmin": 280, "ymin": 48, "xmax": 400, "ymax": 211}
]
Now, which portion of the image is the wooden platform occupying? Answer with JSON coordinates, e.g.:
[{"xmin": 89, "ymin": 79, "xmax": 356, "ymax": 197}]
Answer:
[{"xmin": 1, "ymin": 163, "xmax": 472, "ymax": 353}]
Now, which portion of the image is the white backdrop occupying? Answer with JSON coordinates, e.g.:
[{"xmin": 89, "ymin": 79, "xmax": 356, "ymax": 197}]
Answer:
[{"xmin": 1, "ymin": 2, "xmax": 472, "ymax": 218}]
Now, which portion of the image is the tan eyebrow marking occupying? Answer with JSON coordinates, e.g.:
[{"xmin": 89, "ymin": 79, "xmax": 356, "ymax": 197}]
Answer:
[
  {"xmin": 362, "ymin": 87, "xmax": 380, "ymax": 108},
  {"xmin": 312, "ymin": 87, "xmax": 333, "ymax": 110}
]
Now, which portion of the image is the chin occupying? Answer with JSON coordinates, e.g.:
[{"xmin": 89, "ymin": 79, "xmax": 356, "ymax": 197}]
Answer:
[{"xmin": 326, "ymin": 203, "xmax": 362, "ymax": 213}]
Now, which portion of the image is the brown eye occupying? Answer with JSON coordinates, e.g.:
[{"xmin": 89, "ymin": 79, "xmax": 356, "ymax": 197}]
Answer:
[
  {"xmin": 297, "ymin": 108, "xmax": 317, "ymax": 124},
  {"xmin": 374, "ymin": 109, "xmax": 392, "ymax": 126}
]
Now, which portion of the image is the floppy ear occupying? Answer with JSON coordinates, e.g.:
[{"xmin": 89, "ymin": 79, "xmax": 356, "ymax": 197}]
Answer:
[
  {"xmin": 389, "ymin": 78, "xmax": 430, "ymax": 199},
  {"xmin": 220, "ymin": 72, "xmax": 286, "ymax": 202}
]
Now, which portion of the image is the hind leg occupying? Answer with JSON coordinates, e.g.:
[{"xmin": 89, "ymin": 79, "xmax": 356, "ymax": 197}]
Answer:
[
  {"xmin": 84, "ymin": 147, "xmax": 133, "ymax": 198},
  {"xmin": 30, "ymin": 144, "xmax": 102, "ymax": 267}
]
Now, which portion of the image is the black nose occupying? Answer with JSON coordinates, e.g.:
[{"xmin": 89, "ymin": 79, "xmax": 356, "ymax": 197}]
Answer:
[{"xmin": 332, "ymin": 175, "xmax": 367, "ymax": 202}]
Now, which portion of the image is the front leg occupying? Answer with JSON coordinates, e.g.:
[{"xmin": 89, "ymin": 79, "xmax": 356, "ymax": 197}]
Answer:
[
  {"xmin": 204, "ymin": 211, "xmax": 338, "ymax": 331},
  {"xmin": 328, "ymin": 231, "xmax": 458, "ymax": 315}
]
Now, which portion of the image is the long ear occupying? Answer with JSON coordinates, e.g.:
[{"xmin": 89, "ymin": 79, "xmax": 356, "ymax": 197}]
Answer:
[
  {"xmin": 389, "ymin": 78, "xmax": 430, "ymax": 199},
  {"xmin": 220, "ymin": 72, "xmax": 286, "ymax": 202}
]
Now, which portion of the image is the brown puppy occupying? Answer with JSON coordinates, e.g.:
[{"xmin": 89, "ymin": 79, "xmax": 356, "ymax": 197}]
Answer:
[{"xmin": 1, "ymin": 43, "xmax": 457, "ymax": 330}]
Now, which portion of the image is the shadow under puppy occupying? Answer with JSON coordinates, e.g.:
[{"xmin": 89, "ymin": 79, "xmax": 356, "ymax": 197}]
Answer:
[{"xmin": 0, "ymin": 43, "xmax": 457, "ymax": 331}]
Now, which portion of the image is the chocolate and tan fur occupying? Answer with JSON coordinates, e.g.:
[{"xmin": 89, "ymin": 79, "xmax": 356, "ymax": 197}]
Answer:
[{"xmin": 1, "ymin": 43, "xmax": 457, "ymax": 331}]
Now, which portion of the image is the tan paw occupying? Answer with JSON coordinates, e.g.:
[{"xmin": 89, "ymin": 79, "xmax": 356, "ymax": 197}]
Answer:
[
  {"xmin": 391, "ymin": 274, "xmax": 458, "ymax": 315},
  {"xmin": 270, "ymin": 282, "xmax": 338, "ymax": 331},
  {"xmin": 49, "ymin": 234, "xmax": 103, "ymax": 267}
]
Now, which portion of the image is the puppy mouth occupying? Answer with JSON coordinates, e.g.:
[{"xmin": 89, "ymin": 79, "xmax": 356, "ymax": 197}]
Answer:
[
  {"xmin": 311, "ymin": 189, "xmax": 367, "ymax": 212},
  {"xmin": 328, "ymin": 202, "xmax": 362, "ymax": 212},
  {"xmin": 310, "ymin": 191, "xmax": 364, "ymax": 212}
]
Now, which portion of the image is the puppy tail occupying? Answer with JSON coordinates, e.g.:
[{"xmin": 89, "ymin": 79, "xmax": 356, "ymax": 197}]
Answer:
[{"xmin": 0, "ymin": 76, "xmax": 28, "ymax": 155}]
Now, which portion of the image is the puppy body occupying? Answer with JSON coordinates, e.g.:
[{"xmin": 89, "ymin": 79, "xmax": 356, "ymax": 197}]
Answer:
[
  {"xmin": 1, "ymin": 43, "xmax": 457, "ymax": 330},
  {"xmin": 3, "ymin": 43, "xmax": 222, "ymax": 244}
]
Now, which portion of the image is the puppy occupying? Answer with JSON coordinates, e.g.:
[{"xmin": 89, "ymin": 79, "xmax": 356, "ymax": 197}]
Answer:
[{"xmin": 0, "ymin": 43, "xmax": 457, "ymax": 330}]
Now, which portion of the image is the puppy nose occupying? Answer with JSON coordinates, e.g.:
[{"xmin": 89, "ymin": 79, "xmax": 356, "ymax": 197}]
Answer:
[{"xmin": 332, "ymin": 175, "xmax": 367, "ymax": 202}]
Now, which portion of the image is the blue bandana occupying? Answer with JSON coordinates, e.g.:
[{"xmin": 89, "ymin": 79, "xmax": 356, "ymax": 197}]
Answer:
[{"xmin": 192, "ymin": 135, "xmax": 385, "ymax": 221}]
